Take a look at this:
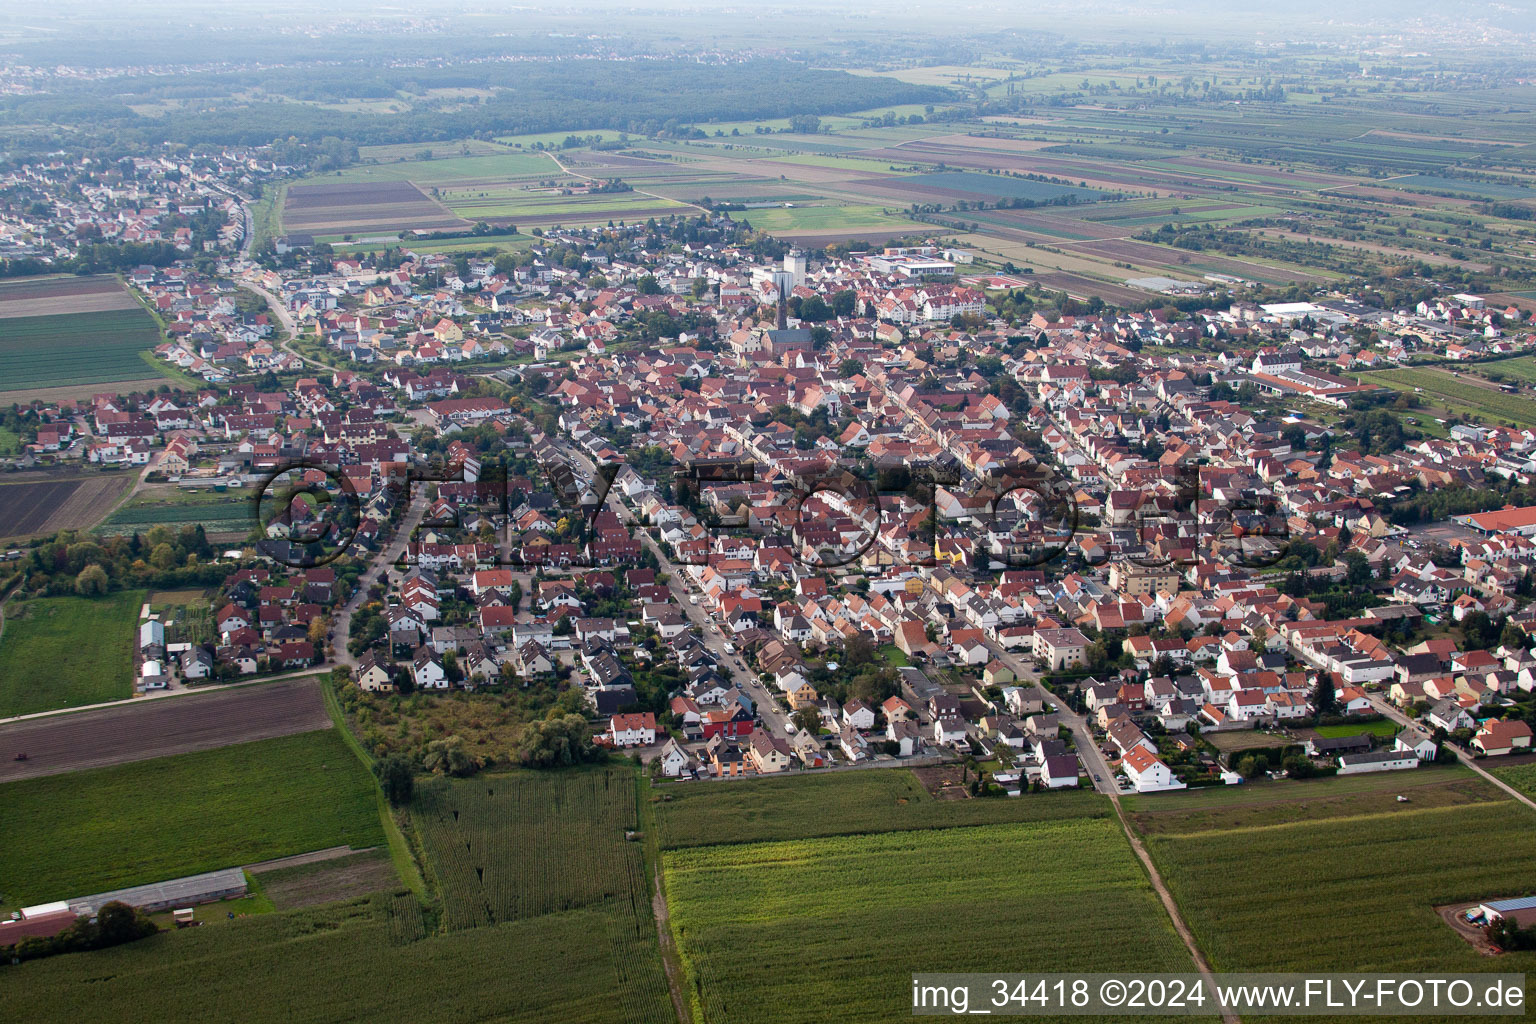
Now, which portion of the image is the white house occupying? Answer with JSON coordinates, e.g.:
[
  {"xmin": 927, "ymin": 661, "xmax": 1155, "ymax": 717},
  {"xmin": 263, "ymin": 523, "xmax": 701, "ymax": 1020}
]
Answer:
[
  {"xmin": 933, "ymin": 714, "xmax": 968, "ymax": 747},
  {"xmin": 657, "ymin": 737, "xmax": 692, "ymax": 777},
  {"xmin": 1041, "ymin": 754, "xmax": 1080, "ymax": 789},
  {"xmin": 1122, "ymin": 747, "xmax": 1186, "ymax": 793},
  {"xmin": 609, "ymin": 712, "xmax": 657, "ymax": 748},
  {"xmin": 842, "ymin": 699, "xmax": 876, "ymax": 731},
  {"xmin": 411, "ymin": 648, "xmax": 448, "ymax": 689}
]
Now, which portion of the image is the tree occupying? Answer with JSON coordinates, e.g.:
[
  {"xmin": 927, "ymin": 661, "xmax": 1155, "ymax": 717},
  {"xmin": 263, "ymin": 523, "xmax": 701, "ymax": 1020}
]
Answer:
[
  {"xmin": 792, "ymin": 705, "xmax": 822, "ymax": 735},
  {"xmin": 788, "ymin": 114, "xmax": 822, "ymax": 134},
  {"xmin": 1281, "ymin": 754, "xmax": 1317, "ymax": 779},
  {"xmin": 74, "ymin": 564, "xmax": 109, "ymax": 596},
  {"xmin": 149, "ymin": 542, "xmax": 179, "ymax": 571},
  {"xmin": 1341, "ymin": 549, "xmax": 1372, "ymax": 588},
  {"xmin": 839, "ymin": 358, "xmax": 864, "ymax": 379},
  {"xmin": 375, "ymin": 753, "xmax": 416, "ymax": 806},
  {"xmin": 94, "ymin": 901, "xmax": 157, "ymax": 947},
  {"xmin": 1462, "ymin": 610, "xmax": 1498, "ymax": 651},
  {"xmin": 1310, "ymin": 674, "xmax": 1338, "ymax": 717},
  {"xmin": 843, "ymin": 632, "xmax": 875, "ymax": 670},
  {"xmin": 517, "ymin": 713, "xmax": 600, "ymax": 768},
  {"xmin": 423, "ymin": 735, "xmax": 479, "ymax": 776},
  {"xmin": 1234, "ymin": 752, "xmax": 1268, "ymax": 779},
  {"xmin": 308, "ymin": 615, "xmax": 331, "ymax": 645}
]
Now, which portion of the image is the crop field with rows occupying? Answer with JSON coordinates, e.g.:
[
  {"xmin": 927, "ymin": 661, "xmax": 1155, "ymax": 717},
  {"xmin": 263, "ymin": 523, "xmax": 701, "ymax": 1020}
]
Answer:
[
  {"xmin": 662, "ymin": 818, "xmax": 1198, "ymax": 1024},
  {"xmin": 1136, "ymin": 778, "xmax": 1536, "ymax": 986},
  {"xmin": 654, "ymin": 766, "xmax": 1110, "ymax": 848},
  {"xmin": 414, "ymin": 766, "xmax": 646, "ymax": 929},
  {"xmin": 0, "ymin": 308, "xmax": 164, "ymax": 393},
  {"xmin": 410, "ymin": 767, "xmax": 674, "ymax": 1023},
  {"xmin": 0, "ymin": 896, "xmax": 667, "ymax": 1024}
]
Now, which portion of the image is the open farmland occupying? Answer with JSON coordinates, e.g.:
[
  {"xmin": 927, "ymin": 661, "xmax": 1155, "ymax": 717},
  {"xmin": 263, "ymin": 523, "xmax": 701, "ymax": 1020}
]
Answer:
[
  {"xmin": 0, "ymin": 275, "xmax": 138, "ymax": 319},
  {"xmin": 319, "ymin": 78, "xmax": 1536, "ymax": 302},
  {"xmin": 0, "ymin": 471, "xmax": 137, "ymax": 541},
  {"xmin": 0, "ymin": 727, "xmax": 385, "ymax": 908},
  {"xmin": 663, "ymin": 818, "xmax": 1199, "ymax": 1024},
  {"xmin": 0, "ymin": 675, "xmax": 332, "ymax": 782},
  {"xmin": 252, "ymin": 849, "xmax": 402, "ymax": 910},
  {"xmin": 414, "ymin": 767, "xmax": 655, "ymax": 929},
  {"xmin": 861, "ymin": 170, "xmax": 1104, "ymax": 203},
  {"xmin": 1360, "ymin": 366, "xmax": 1536, "ymax": 429},
  {"xmin": 1132, "ymin": 772, "xmax": 1536, "ymax": 1003},
  {"xmin": 411, "ymin": 767, "xmax": 675, "ymax": 1021},
  {"xmin": 0, "ymin": 307, "xmax": 166, "ymax": 393},
  {"xmin": 0, "ymin": 897, "xmax": 669, "ymax": 1024},
  {"xmin": 96, "ymin": 483, "xmax": 258, "ymax": 538},
  {"xmin": 0, "ymin": 589, "xmax": 143, "ymax": 716},
  {"xmin": 282, "ymin": 180, "xmax": 471, "ymax": 237},
  {"xmin": 654, "ymin": 766, "xmax": 1109, "ymax": 848}
]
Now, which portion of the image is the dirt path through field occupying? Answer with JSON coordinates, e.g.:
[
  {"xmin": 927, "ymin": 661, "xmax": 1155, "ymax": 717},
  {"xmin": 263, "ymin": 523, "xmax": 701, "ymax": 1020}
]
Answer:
[
  {"xmin": 651, "ymin": 855, "xmax": 691, "ymax": 1024},
  {"xmin": 1111, "ymin": 792, "xmax": 1241, "ymax": 1024},
  {"xmin": 544, "ymin": 152, "xmax": 709, "ymax": 217}
]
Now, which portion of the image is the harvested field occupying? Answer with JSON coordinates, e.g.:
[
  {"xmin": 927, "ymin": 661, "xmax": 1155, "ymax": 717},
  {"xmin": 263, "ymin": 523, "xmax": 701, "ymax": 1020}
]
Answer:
[
  {"xmin": 0, "ymin": 471, "xmax": 136, "ymax": 541},
  {"xmin": 284, "ymin": 180, "xmax": 470, "ymax": 236},
  {"xmin": 1068, "ymin": 237, "xmax": 1323, "ymax": 284},
  {"xmin": 0, "ymin": 276, "xmax": 138, "ymax": 319},
  {"xmin": 0, "ymin": 675, "xmax": 331, "ymax": 781},
  {"xmin": 253, "ymin": 849, "xmax": 400, "ymax": 910},
  {"xmin": 851, "ymin": 171, "xmax": 1102, "ymax": 203},
  {"xmin": 0, "ymin": 478, "xmax": 82, "ymax": 536},
  {"xmin": 0, "ymin": 378, "xmax": 170, "ymax": 405}
]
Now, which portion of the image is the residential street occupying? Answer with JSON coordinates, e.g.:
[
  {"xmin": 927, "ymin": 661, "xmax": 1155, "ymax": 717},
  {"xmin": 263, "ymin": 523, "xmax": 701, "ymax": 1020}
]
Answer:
[
  {"xmin": 1368, "ymin": 694, "xmax": 1536, "ymax": 815},
  {"xmin": 330, "ymin": 491, "xmax": 429, "ymax": 671},
  {"xmin": 550, "ymin": 437, "xmax": 789, "ymax": 734}
]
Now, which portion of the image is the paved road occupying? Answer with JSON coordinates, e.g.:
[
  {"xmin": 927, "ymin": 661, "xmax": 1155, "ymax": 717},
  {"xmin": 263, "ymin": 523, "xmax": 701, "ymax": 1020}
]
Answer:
[
  {"xmin": 330, "ymin": 493, "xmax": 429, "ymax": 670},
  {"xmin": 549, "ymin": 437, "xmax": 789, "ymax": 735},
  {"xmin": 982, "ymin": 640, "xmax": 1117, "ymax": 794},
  {"xmin": 239, "ymin": 277, "xmax": 335, "ymax": 372},
  {"xmin": 1369, "ymin": 694, "xmax": 1536, "ymax": 814}
]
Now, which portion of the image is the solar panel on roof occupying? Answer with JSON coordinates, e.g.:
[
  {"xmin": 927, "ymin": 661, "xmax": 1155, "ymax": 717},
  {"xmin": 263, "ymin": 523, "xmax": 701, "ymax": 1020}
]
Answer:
[{"xmin": 1486, "ymin": 896, "xmax": 1536, "ymax": 913}]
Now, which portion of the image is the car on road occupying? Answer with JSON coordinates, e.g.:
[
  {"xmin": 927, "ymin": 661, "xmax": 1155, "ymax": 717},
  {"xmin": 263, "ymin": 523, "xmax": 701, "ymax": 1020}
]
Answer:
[{"xmin": 722, "ymin": 642, "xmax": 736, "ymax": 654}]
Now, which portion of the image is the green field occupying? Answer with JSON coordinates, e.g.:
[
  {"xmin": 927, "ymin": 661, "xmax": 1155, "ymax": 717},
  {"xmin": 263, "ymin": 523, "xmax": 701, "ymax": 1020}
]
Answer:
[
  {"xmin": 654, "ymin": 767, "xmax": 1110, "ymax": 848},
  {"xmin": 316, "ymin": 151, "xmax": 559, "ymax": 186},
  {"xmin": 0, "ymin": 727, "xmax": 384, "ymax": 907},
  {"xmin": 1360, "ymin": 367, "xmax": 1536, "ymax": 428},
  {"xmin": 1314, "ymin": 719, "xmax": 1400, "ymax": 738},
  {"xmin": 414, "ymin": 768, "xmax": 658, "ymax": 931},
  {"xmin": 664, "ymin": 811, "xmax": 1197, "ymax": 1023},
  {"xmin": 732, "ymin": 204, "xmax": 928, "ymax": 236},
  {"xmin": 0, "ymin": 308, "xmax": 164, "ymax": 392},
  {"xmin": 0, "ymin": 895, "xmax": 666, "ymax": 1024},
  {"xmin": 1476, "ymin": 356, "xmax": 1536, "ymax": 384},
  {"xmin": 1134, "ymin": 771, "xmax": 1536, "ymax": 987},
  {"xmin": 0, "ymin": 590, "xmax": 143, "ymax": 715},
  {"xmin": 96, "ymin": 487, "xmax": 258, "ymax": 536},
  {"xmin": 331, "ymin": 230, "xmax": 534, "ymax": 256},
  {"xmin": 1490, "ymin": 763, "xmax": 1536, "ymax": 799},
  {"xmin": 899, "ymin": 170, "xmax": 1104, "ymax": 201}
]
